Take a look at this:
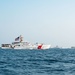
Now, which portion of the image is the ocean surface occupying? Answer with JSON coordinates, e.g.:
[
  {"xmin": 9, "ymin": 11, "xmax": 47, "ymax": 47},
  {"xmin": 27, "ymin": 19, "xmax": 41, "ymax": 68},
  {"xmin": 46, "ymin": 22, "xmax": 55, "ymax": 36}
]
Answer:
[{"xmin": 0, "ymin": 48, "xmax": 75, "ymax": 75}]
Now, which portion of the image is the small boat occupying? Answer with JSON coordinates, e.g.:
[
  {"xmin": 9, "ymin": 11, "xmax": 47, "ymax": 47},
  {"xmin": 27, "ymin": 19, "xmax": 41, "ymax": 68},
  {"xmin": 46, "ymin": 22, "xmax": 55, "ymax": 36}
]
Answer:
[{"xmin": 1, "ymin": 44, "xmax": 12, "ymax": 49}]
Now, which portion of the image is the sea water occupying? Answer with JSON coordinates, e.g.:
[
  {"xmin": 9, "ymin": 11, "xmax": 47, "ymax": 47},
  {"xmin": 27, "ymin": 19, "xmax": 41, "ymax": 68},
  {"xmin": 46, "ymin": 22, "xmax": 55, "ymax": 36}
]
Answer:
[{"xmin": 0, "ymin": 48, "xmax": 75, "ymax": 75}]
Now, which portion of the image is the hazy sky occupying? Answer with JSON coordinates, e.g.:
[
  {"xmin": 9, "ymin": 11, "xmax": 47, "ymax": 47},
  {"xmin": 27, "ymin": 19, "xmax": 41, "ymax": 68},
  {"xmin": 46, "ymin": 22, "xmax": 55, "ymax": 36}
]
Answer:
[{"xmin": 0, "ymin": 0, "xmax": 75, "ymax": 47}]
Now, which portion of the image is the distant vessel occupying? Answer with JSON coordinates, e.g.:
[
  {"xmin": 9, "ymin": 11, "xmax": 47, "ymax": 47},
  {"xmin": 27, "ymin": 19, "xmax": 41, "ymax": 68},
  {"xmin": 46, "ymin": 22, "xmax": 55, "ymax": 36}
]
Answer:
[
  {"xmin": 71, "ymin": 46, "xmax": 75, "ymax": 49},
  {"xmin": 1, "ymin": 35, "xmax": 51, "ymax": 50}
]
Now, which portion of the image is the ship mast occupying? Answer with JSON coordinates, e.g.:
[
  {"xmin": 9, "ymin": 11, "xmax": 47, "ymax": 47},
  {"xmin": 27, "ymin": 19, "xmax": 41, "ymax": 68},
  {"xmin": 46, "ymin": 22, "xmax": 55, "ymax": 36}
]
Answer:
[{"xmin": 20, "ymin": 35, "xmax": 23, "ymax": 42}]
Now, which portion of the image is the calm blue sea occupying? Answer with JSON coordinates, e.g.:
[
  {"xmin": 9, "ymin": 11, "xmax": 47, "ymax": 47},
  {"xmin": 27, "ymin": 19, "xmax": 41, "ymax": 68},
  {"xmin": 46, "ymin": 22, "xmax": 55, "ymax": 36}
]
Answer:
[{"xmin": 0, "ymin": 48, "xmax": 75, "ymax": 75}]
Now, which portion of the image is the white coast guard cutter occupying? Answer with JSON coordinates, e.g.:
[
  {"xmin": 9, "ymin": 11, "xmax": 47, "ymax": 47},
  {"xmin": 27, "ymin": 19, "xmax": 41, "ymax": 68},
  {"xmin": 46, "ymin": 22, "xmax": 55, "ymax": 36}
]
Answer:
[{"xmin": 1, "ymin": 35, "xmax": 51, "ymax": 49}]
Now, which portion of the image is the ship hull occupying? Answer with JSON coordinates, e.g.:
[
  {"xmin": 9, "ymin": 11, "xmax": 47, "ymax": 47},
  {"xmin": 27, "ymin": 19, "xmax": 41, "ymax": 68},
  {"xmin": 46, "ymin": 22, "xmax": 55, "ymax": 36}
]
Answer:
[{"xmin": 13, "ymin": 44, "xmax": 51, "ymax": 50}]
